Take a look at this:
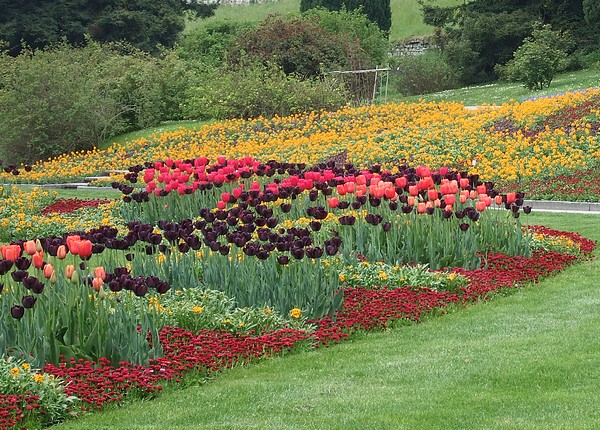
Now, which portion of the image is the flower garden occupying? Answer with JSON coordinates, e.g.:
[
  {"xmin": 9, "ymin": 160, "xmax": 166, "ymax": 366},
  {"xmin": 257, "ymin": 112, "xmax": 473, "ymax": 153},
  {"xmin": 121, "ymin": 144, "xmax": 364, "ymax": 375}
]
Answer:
[{"xmin": 0, "ymin": 90, "xmax": 598, "ymax": 429}]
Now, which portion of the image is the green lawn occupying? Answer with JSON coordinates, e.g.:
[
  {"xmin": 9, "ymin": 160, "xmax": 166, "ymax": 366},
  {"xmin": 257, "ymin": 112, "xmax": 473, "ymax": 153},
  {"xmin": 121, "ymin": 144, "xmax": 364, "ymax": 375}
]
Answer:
[{"xmin": 53, "ymin": 212, "xmax": 600, "ymax": 429}]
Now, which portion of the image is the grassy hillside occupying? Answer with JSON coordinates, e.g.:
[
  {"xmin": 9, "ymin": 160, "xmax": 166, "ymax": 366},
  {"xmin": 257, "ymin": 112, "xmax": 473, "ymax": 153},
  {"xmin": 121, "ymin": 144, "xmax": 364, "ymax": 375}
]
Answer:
[{"xmin": 186, "ymin": 0, "xmax": 462, "ymax": 42}]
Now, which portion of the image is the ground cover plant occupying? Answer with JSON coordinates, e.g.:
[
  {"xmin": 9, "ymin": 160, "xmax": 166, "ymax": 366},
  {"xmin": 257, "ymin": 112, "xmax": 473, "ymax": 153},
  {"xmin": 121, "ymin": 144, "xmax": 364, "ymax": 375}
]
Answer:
[{"xmin": 0, "ymin": 91, "xmax": 598, "ymax": 428}]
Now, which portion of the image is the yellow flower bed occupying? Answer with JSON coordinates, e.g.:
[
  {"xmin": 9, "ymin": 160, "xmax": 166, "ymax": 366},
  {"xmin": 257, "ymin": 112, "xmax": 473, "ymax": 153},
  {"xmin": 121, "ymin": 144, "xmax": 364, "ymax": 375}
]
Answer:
[{"xmin": 2, "ymin": 89, "xmax": 599, "ymax": 185}]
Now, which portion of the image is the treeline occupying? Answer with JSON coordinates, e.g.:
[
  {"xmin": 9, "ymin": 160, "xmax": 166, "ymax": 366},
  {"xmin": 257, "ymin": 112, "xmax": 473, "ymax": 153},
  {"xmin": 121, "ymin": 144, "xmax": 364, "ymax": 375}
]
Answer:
[{"xmin": 0, "ymin": 0, "xmax": 599, "ymax": 164}]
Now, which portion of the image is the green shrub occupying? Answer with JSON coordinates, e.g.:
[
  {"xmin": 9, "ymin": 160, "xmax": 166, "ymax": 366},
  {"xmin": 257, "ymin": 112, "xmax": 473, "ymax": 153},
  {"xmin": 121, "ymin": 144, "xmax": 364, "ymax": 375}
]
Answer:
[
  {"xmin": 227, "ymin": 14, "xmax": 368, "ymax": 80},
  {"xmin": 178, "ymin": 19, "xmax": 257, "ymax": 69},
  {"xmin": 183, "ymin": 62, "xmax": 348, "ymax": 120},
  {"xmin": 390, "ymin": 51, "xmax": 459, "ymax": 96},
  {"xmin": 0, "ymin": 41, "xmax": 190, "ymax": 164},
  {"xmin": 499, "ymin": 24, "xmax": 571, "ymax": 91}
]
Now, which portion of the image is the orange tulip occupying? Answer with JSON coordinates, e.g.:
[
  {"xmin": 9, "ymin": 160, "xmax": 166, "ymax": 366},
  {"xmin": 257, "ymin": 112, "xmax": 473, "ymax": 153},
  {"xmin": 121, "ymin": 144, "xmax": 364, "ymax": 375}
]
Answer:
[
  {"xmin": 43, "ymin": 263, "xmax": 54, "ymax": 279},
  {"xmin": 94, "ymin": 266, "xmax": 106, "ymax": 281},
  {"xmin": 65, "ymin": 265, "xmax": 75, "ymax": 279},
  {"xmin": 56, "ymin": 245, "xmax": 67, "ymax": 260},
  {"xmin": 417, "ymin": 202, "xmax": 426, "ymax": 214},
  {"xmin": 476, "ymin": 201, "xmax": 487, "ymax": 212},
  {"xmin": 24, "ymin": 240, "xmax": 37, "ymax": 256},
  {"xmin": 92, "ymin": 277, "xmax": 104, "ymax": 292}
]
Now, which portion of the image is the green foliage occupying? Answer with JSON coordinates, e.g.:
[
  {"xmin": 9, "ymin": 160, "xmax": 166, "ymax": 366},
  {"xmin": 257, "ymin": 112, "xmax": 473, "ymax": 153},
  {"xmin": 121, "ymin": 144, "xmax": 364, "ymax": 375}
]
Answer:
[
  {"xmin": 178, "ymin": 19, "xmax": 257, "ymax": 69},
  {"xmin": 0, "ymin": 356, "xmax": 76, "ymax": 426},
  {"xmin": 338, "ymin": 261, "xmax": 469, "ymax": 291},
  {"xmin": 303, "ymin": 8, "xmax": 389, "ymax": 66},
  {"xmin": 422, "ymin": 0, "xmax": 594, "ymax": 84},
  {"xmin": 500, "ymin": 24, "xmax": 570, "ymax": 91},
  {"xmin": 0, "ymin": 0, "xmax": 217, "ymax": 54},
  {"xmin": 300, "ymin": 0, "xmax": 392, "ymax": 32},
  {"xmin": 227, "ymin": 14, "xmax": 358, "ymax": 79},
  {"xmin": 154, "ymin": 288, "xmax": 308, "ymax": 334},
  {"xmin": 390, "ymin": 51, "xmax": 458, "ymax": 96},
  {"xmin": 183, "ymin": 62, "xmax": 348, "ymax": 120},
  {"xmin": 0, "ymin": 41, "xmax": 190, "ymax": 164}
]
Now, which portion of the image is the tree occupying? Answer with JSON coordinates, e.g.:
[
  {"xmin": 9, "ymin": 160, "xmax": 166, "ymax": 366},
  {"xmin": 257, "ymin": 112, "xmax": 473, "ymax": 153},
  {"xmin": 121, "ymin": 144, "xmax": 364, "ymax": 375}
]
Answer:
[
  {"xmin": 501, "ymin": 24, "xmax": 569, "ymax": 91},
  {"xmin": 0, "ymin": 0, "xmax": 216, "ymax": 54},
  {"xmin": 300, "ymin": 0, "xmax": 391, "ymax": 33},
  {"xmin": 420, "ymin": 0, "xmax": 595, "ymax": 84}
]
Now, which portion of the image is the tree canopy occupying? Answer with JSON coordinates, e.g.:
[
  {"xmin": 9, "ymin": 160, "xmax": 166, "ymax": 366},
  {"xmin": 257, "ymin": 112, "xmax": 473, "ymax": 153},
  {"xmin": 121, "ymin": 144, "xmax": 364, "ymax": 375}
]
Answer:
[
  {"xmin": 0, "ymin": 0, "xmax": 217, "ymax": 54},
  {"xmin": 421, "ymin": 0, "xmax": 599, "ymax": 84},
  {"xmin": 300, "ymin": 0, "xmax": 391, "ymax": 33}
]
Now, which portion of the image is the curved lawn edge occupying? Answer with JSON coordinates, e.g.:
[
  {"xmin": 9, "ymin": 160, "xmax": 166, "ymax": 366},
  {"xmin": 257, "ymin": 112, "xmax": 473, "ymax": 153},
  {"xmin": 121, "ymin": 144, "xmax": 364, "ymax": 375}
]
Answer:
[{"xmin": 4, "ymin": 220, "xmax": 588, "ymax": 429}]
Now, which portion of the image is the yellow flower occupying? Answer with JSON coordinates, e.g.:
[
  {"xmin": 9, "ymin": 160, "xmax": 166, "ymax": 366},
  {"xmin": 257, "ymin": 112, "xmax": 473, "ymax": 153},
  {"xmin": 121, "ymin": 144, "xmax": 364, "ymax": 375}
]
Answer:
[
  {"xmin": 192, "ymin": 306, "xmax": 203, "ymax": 314},
  {"xmin": 290, "ymin": 308, "xmax": 302, "ymax": 319},
  {"xmin": 33, "ymin": 373, "xmax": 45, "ymax": 383},
  {"xmin": 239, "ymin": 322, "xmax": 246, "ymax": 327},
  {"xmin": 10, "ymin": 367, "xmax": 19, "ymax": 377},
  {"xmin": 339, "ymin": 274, "xmax": 346, "ymax": 282},
  {"xmin": 264, "ymin": 307, "xmax": 272, "ymax": 315},
  {"xmin": 378, "ymin": 271, "xmax": 388, "ymax": 280},
  {"xmin": 21, "ymin": 363, "xmax": 30, "ymax": 371}
]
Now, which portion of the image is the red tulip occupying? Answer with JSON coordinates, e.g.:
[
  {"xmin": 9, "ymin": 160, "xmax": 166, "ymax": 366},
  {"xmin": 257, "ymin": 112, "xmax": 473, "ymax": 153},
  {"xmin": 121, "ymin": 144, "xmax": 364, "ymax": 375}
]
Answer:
[
  {"xmin": 444, "ymin": 194, "xmax": 456, "ymax": 206},
  {"xmin": 77, "ymin": 240, "xmax": 93, "ymax": 259},
  {"xmin": 1, "ymin": 244, "xmax": 21, "ymax": 262},
  {"xmin": 408, "ymin": 185, "xmax": 419, "ymax": 196},
  {"xmin": 476, "ymin": 201, "xmax": 487, "ymax": 212},
  {"xmin": 327, "ymin": 197, "xmax": 339, "ymax": 209},
  {"xmin": 395, "ymin": 176, "xmax": 407, "ymax": 188},
  {"xmin": 506, "ymin": 192, "xmax": 517, "ymax": 204},
  {"xmin": 32, "ymin": 252, "xmax": 44, "ymax": 269},
  {"xmin": 427, "ymin": 189, "xmax": 439, "ymax": 201}
]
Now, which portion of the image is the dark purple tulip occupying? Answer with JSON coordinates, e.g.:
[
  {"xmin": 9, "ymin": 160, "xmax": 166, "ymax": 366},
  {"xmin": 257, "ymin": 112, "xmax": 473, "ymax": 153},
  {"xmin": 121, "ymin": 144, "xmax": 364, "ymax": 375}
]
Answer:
[
  {"xmin": 442, "ymin": 210, "xmax": 453, "ymax": 219},
  {"xmin": 21, "ymin": 295, "xmax": 36, "ymax": 308},
  {"xmin": 219, "ymin": 245, "xmax": 230, "ymax": 255},
  {"xmin": 460, "ymin": 223, "xmax": 470, "ymax": 231},
  {"xmin": 277, "ymin": 255, "xmax": 290, "ymax": 265},
  {"xmin": 512, "ymin": 211, "xmax": 520, "ymax": 218},
  {"xmin": 11, "ymin": 305, "xmax": 25, "ymax": 319},
  {"xmin": 325, "ymin": 245, "xmax": 338, "ymax": 256},
  {"xmin": 11, "ymin": 270, "xmax": 28, "ymax": 282},
  {"xmin": 15, "ymin": 257, "xmax": 31, "ymax": 271},
  {"xmin": 155, "ymin": 281, "xmax": 170, "ymax": 294},
  {"xmin": 30, "ymin": 279, "xmax": 44, "ymax": 294},
  {"xmin": 351, "ymin": 201, "xmax": 362, "ymax": 210},
  {"xmin": 133, "ymin": 283, "xmax": 149, "ymax": 297},
  {"xmin": 0, "ymin": 259, "xmax": 13, "ymax": 275},
  {"xmin": 455, "ymin": 210, "xmax": 465, "ymax": 219},
  {"xmin": 511, "ymin": 205, "xmax": 520, "ymax": 213},
  {"xmin": 523, "ymin": 206, "xmax": 532, "ymax": 214},
  {"xmin": 401, "ymin": 206, "xmax": 413, "ymax": 214},
  {"xmin": 426, "ymin": 207, "xmax": 435, "ymax": 215},
  {"xmin": 382, "ymin": 221, "xmax": 392, "ymax": 232},
  {"xmin": 389, "ymin": 201, "xmax": 398, "ymax": 211},
  {"xmin": 310, "ymin": 221, "xmax": 322, "ymax": 232},
  {"xmin": 290, "ymin": 247, "xmax": 305, "ymax": 260}
]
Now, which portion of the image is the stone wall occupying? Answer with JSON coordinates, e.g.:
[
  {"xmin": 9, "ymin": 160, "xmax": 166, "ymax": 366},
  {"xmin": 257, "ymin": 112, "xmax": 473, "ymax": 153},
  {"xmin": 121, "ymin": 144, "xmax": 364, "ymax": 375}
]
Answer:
[{"xmin": 391, "ymin": 37, "xmax": 435, "ymax": 57}]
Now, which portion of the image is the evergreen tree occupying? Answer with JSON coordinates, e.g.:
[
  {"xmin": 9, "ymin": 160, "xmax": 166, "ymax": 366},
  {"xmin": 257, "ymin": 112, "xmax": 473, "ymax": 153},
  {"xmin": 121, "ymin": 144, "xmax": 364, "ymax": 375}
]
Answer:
[
  {"xmin": 0, "ymin": 0, "xmax": 217, "ymax": 54},
  {"xmin": 300, "ymin": 0, "xmax": 391, "ymax": 33}
]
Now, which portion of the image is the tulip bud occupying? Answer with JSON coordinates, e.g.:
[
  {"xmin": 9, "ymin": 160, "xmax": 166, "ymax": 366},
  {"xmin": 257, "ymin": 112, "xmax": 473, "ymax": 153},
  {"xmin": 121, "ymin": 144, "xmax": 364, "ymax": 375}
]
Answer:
[
  {"xmin": 65, "ymin": 265, "xmax": 75, "ymax": 279},
  {"xmin": 35, "ymin": 239, "xmax": 43, "ymax": 253},
  {"xmin": 43, "ymin": 263, "xmax": 54, "ymax": 279},
  {"xmin": 92, "ymin": 277, "xmax": 103, "ymax": 292},
  {"xmin": 94, "ymin": 266, "xmax": 106, "ymax": 281},
  {"xmin": 56, "ymin": 245, "xmax": 67, "ymax": 260},
  {"xmin": 50, "ymin": 270, "xmax": 58, "ymax": 284}
]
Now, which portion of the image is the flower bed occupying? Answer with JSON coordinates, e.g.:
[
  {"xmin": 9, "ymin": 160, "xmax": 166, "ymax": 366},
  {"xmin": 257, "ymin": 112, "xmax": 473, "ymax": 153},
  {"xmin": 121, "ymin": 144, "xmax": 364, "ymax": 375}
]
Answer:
[
  {"xmin": 1, "ymin": 90, "xmax": 599, "ymax": 188},
  {"xmin": 0, "ymin": 152, "xmax": 597, "ymax": 428}
]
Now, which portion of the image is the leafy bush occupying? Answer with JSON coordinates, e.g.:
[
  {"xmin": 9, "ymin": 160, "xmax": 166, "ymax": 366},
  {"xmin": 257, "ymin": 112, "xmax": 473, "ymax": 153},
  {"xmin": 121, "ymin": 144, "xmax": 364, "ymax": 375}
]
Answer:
[
  {"xmin": 390, "ymin": 51, "xmax": 459, "ymax": 96},
  {"xmin": 499, "ymin": 24, "xmax": 571, "ymax": 91},
  {"xmin": 227, "ymin": 14, "xmax": 368, "ymax": 80},
  {"xmin": 183, "ymin": 62, "xmax": 348, "ymax": 120},
  {"xmin": 178, "ymin": 19, "xmax": 257, "ymax": 69},
  {"xmin": 0, "ymin": 41, "xmax": 190, "ymax": 164},
  {"xmin": 303, "ymin": 8, "xmax": 388, "ymax": 67}
]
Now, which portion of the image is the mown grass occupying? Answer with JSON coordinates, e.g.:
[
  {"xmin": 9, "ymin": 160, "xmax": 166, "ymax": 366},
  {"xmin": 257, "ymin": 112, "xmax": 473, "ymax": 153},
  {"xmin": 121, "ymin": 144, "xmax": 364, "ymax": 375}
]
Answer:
[
  {"xmin": 186, "ymin": 0, "xmax": 462, "ymax": 43},
  {"xmin": 53, "ymin": 212, "xmax": 600, "ymax": 430},
  {"xmin": 398, "ymin": 67, "xmax": 600, "ymax": 106}
]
